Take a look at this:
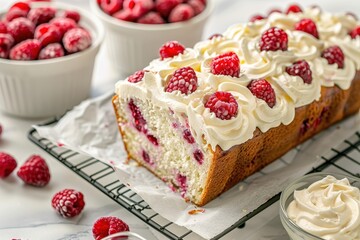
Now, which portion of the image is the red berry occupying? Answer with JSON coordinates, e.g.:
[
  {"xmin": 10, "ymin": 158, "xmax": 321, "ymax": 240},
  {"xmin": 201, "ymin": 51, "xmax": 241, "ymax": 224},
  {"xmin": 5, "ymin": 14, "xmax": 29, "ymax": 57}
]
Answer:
[
  {"xmin": 286, "ymin": 60, "xmax": 312, "ymax": 84},
  {"xmin": 99, "ymin": 0, "xmax": 123, "ymax": 15},
  {"xmin": 155, "ymin": 0, "xmax": 182, "ymax": 18},
  {"xmin": 204, "ymin": 91, "xmax": 238, "ymax": 120},
  {"xmin": 0, "ymin": 22, "xmax": 7, "ymax": 34},
  {"xmin": 183, "ymin": 129, "xmax": 195, "ymax": 144},
  {"xmin": 250, "ymin": 14, "xmax": 265, "ymax": 22},
  {"xmin": 50, "ymin": 17, "xmax": 77, "ymax": 37},
  {"xmin": 350, "ymin": 26, "xmax": 360, "ymax": 39},
  {"xmin": 188, "ymin": 0, "xmax": 205, "ymax": 16},
  {"xmin": 165, "ymin": 66, "xmax": 198, "ymax": 95},
  {"xmin": 321, "ymin": 45, "xmax": 345, "ymax": 69},
  {"xmin": 295, "ymin": 18, "xmax": 319, "ymax": 39},
  {"xmin": 286, "ymin": 4, "xmax": 302, "ymax": 14},
  {"xmin": 208, "ymin": 33, "xmax": 223, "ymax": 40},
  {"xmin": 0, "ymin": 34, "xmax": 15, "ymax": 59},
  {"xmin": 10, "ymin": 39, "xmax": 41, "ymax": 60},
  {"xmin": 17, "ymin": 155, "xmax": 50, "ymax": 186},
  {"xmin": 159, "ymin": 41, "xmax": 185, "ymax": 59},
  {"xmin": 63, "ymin": 28, "xmax": 92, "ymax": 53},
  {"xmin": 0, "ymin": 152, "xmax": 17, "ymax": 178},
  {"xmin": 129, "ymin": 99, "xmax": 147, "ymax": 133},
  {"xmin": 28, "ymin": 7, "xmax": 56, "ymax": 25},
  {"xmin": 169, "ymin": 4, "xmax": 195, "ymax": 23},
  {"xmin": 10, "ymin": 1, "xmax": 31, "ymax": 13},
  {"xmin": 211, "ymin": 51, "xmax": 240, "ymax": 78},
  {"xmin": 51, "ymin": 189, "xmax": 85, "ymax": 218},
  {"xmin": 247, "ymin": 79, "xmax": 276, "ymax": 108},
  {"xmin": 4, "ymin": 9, "xmax": 28, "ymax": 22},
  {"xmin": 259, "ymin": 27, "xmax": 288, "ymax": 51},
  {"xmin": 34, "ymin": 23, "xmax": 61, "ymax": 47},
  {"xmin": 92, "ymin": 216, "xmax": 130, "ymax": 240},
  {"xmin": 60, "ymin": 10, "xmax": 81, "ymax": 23},
  {"xmin": 137, "ymin": 12, "xmax": 165, "ymax": 24},
  {"xmin": 128, "ymin": 70, "xmax": 146, "ymax": 83},
  {"xmin": 7, "ymin": 17, "xmax": 35, "ymax": 44},
  {"xmin": 112, "ymin": 9, "xmax": 136, "ymax": 22},
  {"xmin": 38, "ymin": 43, "xmax": 65, "ymax": 60},
  {"xmin": 123, "ymin": 0, "xmax": 154, "ymax": 19}
]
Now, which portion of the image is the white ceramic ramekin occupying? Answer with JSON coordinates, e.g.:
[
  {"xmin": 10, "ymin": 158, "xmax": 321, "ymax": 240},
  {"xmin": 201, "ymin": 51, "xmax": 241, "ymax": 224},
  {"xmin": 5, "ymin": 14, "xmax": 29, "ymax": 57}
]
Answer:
[
  {"xmin": 90, "ymin": 0, "xmax": 213, "ymax": 77},
  {"xmin": 0, "ymin": 2, "xmax": 105, "ymax": 118}
]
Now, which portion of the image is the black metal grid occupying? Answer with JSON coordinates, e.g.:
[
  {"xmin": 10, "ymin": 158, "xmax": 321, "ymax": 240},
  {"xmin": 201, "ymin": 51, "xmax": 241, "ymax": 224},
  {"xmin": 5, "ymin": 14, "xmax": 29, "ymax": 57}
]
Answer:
[{"xmin": 28, "ymin": 122, "xmax": 360, "ymax": 240}]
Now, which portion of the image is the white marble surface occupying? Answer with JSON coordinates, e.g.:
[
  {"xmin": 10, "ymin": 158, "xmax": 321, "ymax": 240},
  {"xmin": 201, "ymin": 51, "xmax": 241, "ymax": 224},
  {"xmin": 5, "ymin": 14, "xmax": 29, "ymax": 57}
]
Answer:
[{"xmin": 0, "ymin": 0, "xmax": 360, "ymax": 239}]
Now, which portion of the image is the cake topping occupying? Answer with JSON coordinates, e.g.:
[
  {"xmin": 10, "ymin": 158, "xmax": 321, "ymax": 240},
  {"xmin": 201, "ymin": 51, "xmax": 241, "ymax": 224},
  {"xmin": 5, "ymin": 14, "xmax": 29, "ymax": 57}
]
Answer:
[
  {"xmin": 165, "ymin": 66, "xmax": 198, "ymax": 95},
  {"xmin": 92, "ymin": 216, "xmax": 130, "ymax": 240},
  {"xmin": 0, "ymin": 152, "xmax": 17, "ymax": 179},
  {"xmin": 321, "ymin": 45, "xmax": 345, "ymax": 69},
  {"xmin": 204, "ymin": 91, "xmax": 238, "ymax": 120},
  {"xmin": 159, "ymin": 40, "xmax": 185, "ymax": 60},
  {"xmin": 248, "ymin": 79, "xmax": 276, "ymax": 108},
  {"xmin": 249, "ymin": 14, "xmax": 265, "ymax": 23},
  {"xmin": 285, "ymin": 60, "xmax": 312, "ymax": 84},
  {"xmin": 128, "ymin": 70, "xmax": 146, "ymax": 83},
  {"xmin": 259, "ymin": 27, "xmax": 288, "ymax": 51},
  {"xmin": 51, "ymin": 189, "xmax": 85, "ymax": 218},
  {"xmin": 350, "ymin": 26, "xmax": 360, "ymax": 39},
  {"xmin": 17, "ymin": 155, "xmax": 50, "ymax": 187},
  {"xmin": 210, "ymin": 51, "xmax": 240, "ymax": 78},
  {"xmin": 295, "ymin": 18, "xmax": 319, "ymax": 39},
  {"xmin": 286, "ymin": 4, "xmax": 302, "ymax": 14}
]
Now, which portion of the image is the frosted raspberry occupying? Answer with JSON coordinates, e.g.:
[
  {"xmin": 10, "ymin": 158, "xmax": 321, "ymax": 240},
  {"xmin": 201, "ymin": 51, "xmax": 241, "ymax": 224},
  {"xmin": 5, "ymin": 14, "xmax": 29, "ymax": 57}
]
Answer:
[
  {"xmin": 38, "ymin": 43, "xmax": 65, "ymax": 60},
  {"xmin": 159, "ymin": 41, "xmax": 185, "ymax": 59},
  {"xmin": 123, "ymin": 0, "xmax": 154, "ymax": 19},
  {"xmin": 204, "ymin": 91, "xmax": 238, "ymax": 120},
  {"xmin": 350, "ymin": 26, "xmax": 360, "ymax": 39},
  {"xmin": 0, "ymin": 152, "xmax": 17, "ymax": 178},
  {"xmin": 155, "ymin": 0, "xmax": 182, "ymax": 18},
  {"xmin": 259, "ymin": 27, "xmax": 288, "ymax": 51},
  {"xmin": 7, "ymin": 17, "xmax": 35, "ymax": 43},
  {"xmin": 248, "ymin": 79, "xmax": 276, "ymax": 108},
  {"xmin": 10, "ymin": 39, "xmax": 41, "ymax": 60},
  {"xmin": 60, "ymin": 10, "xmax": 81, "ymax": 23},
  {"xmin": 208, "ymin": 33, "xmax": 223, "ymax": 40},
  {"xmin": 34, "ymin": 23, "xmax": 61, "ymax": 47},
  {"xmin": 99, "ymin": 0, "xmax": 123, "ymax": 15},
  {"xmin": 211, "ymin": 51, "xmax": 240, "ymax": 78},
  {"xmin": 128, "ymin": 70, "xmax": 145, "ymax": 83},
  {"xmin": 63, "ymin": 28, "xmax": 92, "ymax": 53},
  {"xmin": 92, "ymin": 216, "xmax": 130, "ymax": 240},
  {"xmin": 286, "ymin": 60, "xmax": 312, "ymax": 84},
  {"xmin": 28, "ymin": 7, "xmax": 56, "ymax": 25},
  {"xmin": 51, "ymin": 189, "xmax": 85, "ymax": 218},
  {"xmin": 0, "ymin": 22, "xmax": 7, "ymax": 34},
  {"xmin": 183, "ymin": 129, "xmax": 195, "ymax": 144},
  {"xmin": 50, "ymin": 17, "xmax": 77, "ymax": 37},
  {"xmin": 321, "ymin": 45, "xmax": 345, "ymax": 69},
  {"xmin": 0, "ymin": 34, "xmax": 15, "ymax": 59},
  {"xmin": 10, "ymin": 1, "xmax": 31, "ymax": 13},
  {"xmin": 250, "ymin": 14, "xmax": 265, "ymax": 22},
  {"xmin": 165, "ymin": 66, "xmax": 198, "ymax": 95},
  {"xmin": 286, "ymin": 4, "xmax": 302, "ymax": 14},
  {"xmin": 4, "ymin": 9, "xmax": 28, "ymax": 22},
  {"xmin": 295, "ymin": 18, "xmax": 319, "ymax": 39},
  {"xmin": 188, "ymin": 0, "xmax": 205, "ymax": 15},
  {"xmin": 193, "ymin": 149, "xmax": 203, "ymax": 164},
  {"xmin": 17, "ymin": 155, "xmax": 50, "ymax": 186},
  {"xmin": 169, "ymin": 4, "xmax": 195, "ymax": 23},
  {"xmin": 112, "ymin": 9, "xmax": 136, "ymax": 22},
  {"xmin": 137, "ymin": 12, "xmax": 165, "ymax": 24}
]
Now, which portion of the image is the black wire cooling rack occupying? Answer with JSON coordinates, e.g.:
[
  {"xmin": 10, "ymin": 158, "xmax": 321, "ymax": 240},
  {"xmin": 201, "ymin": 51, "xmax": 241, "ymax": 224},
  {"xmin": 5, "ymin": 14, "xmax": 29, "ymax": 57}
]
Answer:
[{"xmin": 28, "ymin": 121, "xmax": 360, "ymax": 240}]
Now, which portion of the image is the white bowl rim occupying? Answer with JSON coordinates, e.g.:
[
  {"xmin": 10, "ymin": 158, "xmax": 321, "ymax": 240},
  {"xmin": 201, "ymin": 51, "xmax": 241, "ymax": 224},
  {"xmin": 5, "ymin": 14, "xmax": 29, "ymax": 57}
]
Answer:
[
  {"xmin": 90, "ymin": 0, "xmax": 214, "ymax": 31},
  {"xmin": 0, "ymin": 1, "xmax": 105, "ymax": 66}
]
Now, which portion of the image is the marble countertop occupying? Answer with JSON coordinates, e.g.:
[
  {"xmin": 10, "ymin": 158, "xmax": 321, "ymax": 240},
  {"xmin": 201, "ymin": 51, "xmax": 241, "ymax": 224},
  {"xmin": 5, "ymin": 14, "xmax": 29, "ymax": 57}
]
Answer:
[{"xmin": 0, "ymin": 0, "xmax": 359, "ymax": 239}]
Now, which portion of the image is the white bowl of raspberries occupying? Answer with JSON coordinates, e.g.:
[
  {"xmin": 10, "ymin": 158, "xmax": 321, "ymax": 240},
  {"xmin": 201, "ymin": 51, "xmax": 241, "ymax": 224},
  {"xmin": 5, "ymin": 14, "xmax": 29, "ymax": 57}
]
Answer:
[
  {"xmin": 91, "ymin": 0, "xmax": 212, "ymax": 77},
  {"xmin": 0, "ymin": 1, "xmax": 105, "ymax": 118}
]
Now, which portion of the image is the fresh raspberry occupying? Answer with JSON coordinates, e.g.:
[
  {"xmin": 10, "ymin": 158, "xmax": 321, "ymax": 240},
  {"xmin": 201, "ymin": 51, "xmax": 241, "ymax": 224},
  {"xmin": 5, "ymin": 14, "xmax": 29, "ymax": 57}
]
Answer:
[
  {"xmin": 165, "ymin": 66, "xmax": 198, "ymax": 95},
  {"xmin": 0, "ymin": 34, "xmax": 15, "ymax": 59},
  {"xmin": 60, "ymin": 10, "xmax": 81, "ymax": 23},
  {"xmin": 128, "ymin": 70, "xmax": 146, "ymax": 83},
  {"xmin": 286, "ymin": 4, "xmax": 302, "ymax": 14},
  {"xmin": 49, "ymin": 17, "xmax": 77, "ymax": 37},
  {"xmin": 350, "ymin": 26, "xmax": 360, "ymax": 39},
  {"xmin": 183, "ymin": 129, "xmax": 195, "ymax": 144},
  {"xmin": 259, "ymin": 27, "xmax": 288, "ymax": 51},
  {"xmin": 38, "ymin": 43, "xmax": 65, "ymax": 60},
  {"xmin": 295, "ymin": 18, "xmax": 319, "ymax": 39},
  {"xmin": 188, "ymin": 0, "xmax": 205, "ymax": 16},
  {"xmin": 51, "ymin": 189, "xmax": 85, "ymax": 218},
  {"xmin": 137, "ymin": 12, "xmax": 165, "ymax": 24},
  {"xmin": 92, "ymin": 216, "xmax": 130, "ymax": 240},
  {"xmin": 123, "ymin": 0, "xmax": 154, "ymax": 19},
  {"xmin": 155, "ymin": 0, "xmax": 182, "ymax": 18},
  {"xmin": 208, "ymin": 33, "xmax": 223, "ymax": 40},
  {"xmin": 247, "ymin": 79, "xmax": 276, "ymax": 108},
  {"xmin": 10, "ymin": 1, "xmax": 31, "ymax": 13},
  {"xmin": 286, "ymin": 60, "xmax": 312, "ymax": 84},
  {"xmin": 321, "ymin": 45, "xmax": 345, "ymax": 69},
  {"xmin": 204, "ymin": 91, "xmax": 238, "ymax": 120},
  {"xmin": 7, "ymin": 17, "xmax": 35, "ymax": 44},
  {"xmin": 17, "ymin": 155, "xmax": 50, "ymax": 186},
  {"xmin": 10, "ymin": 39, "xmax": 41, "ymax": 60},
  {"xmin": 112, "ymin": 9, "xmax": 136, "ymax": 22},
  {"xmin": 63, "ymin": 28, "xmax": 92, "ymax": 53},
  {"xmin": 159, "ymin": 41, "xmax": 185, "ymax": 59},
  {"xmin": 210, "ymin": 51, "xmax": 240, "ymax": 78},
  {"xmin": 34, "ymin": 23, "xmax": 61, "ymax": 47},
  {"xmin": 0, "ymin": 22, "xmax": 7, "ymax": 34},
  {"xmin": 4, "ymin": 9, "xmax": 28, "ymax": 22},
  {"xmin": 169, "ymin": 4, "xmax": 195, "ymax": 23},
  {"xmin": 99, "ymin": 0, "xmax": 123, "ymax": 15},
  {"xmin": 0, "ymin": 152, "xmax": 17, "ymax": 178},
  {"xmin": 268, "ymin": 8, "xmax": 282, "ymax": 15},
  {"xmin": 28, "ymin": 7, "xmax": 56, "ymax": 25},
  {"xmin": 250, "ymin": 14, "xmax": 265, "ymax": 22}
]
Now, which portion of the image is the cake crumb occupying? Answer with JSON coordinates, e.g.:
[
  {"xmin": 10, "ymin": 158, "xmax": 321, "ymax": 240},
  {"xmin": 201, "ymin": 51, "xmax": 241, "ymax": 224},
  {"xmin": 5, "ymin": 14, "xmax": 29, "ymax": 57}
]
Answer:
[{"xmin": 188, "ymin": 209, "xmax": 205, "ymax": 215}]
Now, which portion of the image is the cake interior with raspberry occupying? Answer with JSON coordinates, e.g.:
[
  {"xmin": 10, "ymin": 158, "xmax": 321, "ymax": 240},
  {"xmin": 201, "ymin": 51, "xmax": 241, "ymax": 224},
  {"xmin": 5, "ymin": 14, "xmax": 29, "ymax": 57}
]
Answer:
[{"xmin": 113, "ymin": 4, "xmax": 360, "ymax": 206}]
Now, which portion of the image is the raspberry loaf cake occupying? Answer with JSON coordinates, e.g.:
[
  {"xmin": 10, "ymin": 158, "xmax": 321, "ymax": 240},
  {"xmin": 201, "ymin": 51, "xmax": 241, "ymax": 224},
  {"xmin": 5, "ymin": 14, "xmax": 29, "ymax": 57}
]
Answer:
[{"xmin": 113, "ymin": 5, "xmax": 360, "ymax": 206}]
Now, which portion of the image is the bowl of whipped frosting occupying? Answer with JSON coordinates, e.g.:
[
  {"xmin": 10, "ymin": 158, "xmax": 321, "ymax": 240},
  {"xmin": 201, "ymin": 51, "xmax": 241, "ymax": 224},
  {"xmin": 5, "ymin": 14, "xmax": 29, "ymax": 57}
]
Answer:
[{"xmin": 279, "ymin": 172, "xmax": 360, "ymax": 240}]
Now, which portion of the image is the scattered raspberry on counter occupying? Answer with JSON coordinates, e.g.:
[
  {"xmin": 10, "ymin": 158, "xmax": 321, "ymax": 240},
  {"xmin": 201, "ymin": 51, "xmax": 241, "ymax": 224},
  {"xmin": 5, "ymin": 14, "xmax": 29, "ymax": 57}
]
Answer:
[
  {"xmin": 92, "ymin": 216, "xmax": 130, "ymax": 240},
  {"xmin": 0, "ymin": 152, "xmax": 17, "ymax": 178},
  {"xmin": 51, "ymin": 189, "xmax": 85, "ymax": 218},
  {"xmin": 17, "ymin": 154, "xmax": 50, "ymax": 187}
]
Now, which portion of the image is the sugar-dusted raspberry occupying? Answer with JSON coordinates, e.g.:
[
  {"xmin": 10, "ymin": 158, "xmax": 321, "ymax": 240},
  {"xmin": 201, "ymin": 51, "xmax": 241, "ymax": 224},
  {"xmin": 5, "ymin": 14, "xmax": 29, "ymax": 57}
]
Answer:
[
  {"xmin": 10, "ymin": 1, "xmax": 31, "ymax": 13},
  {"xmin": 137, "ymin": 12, "xmax": 165, "ymax": 24},
  {"xmin": 92, "ymin": 216, "xmax": 130, "ymax": 240},
  {"xmin": 7, "ymin": 17, "xmax": 35, "ymax": 44},
  {"xmin": 247, "ymin": 79, "xmax": 276, "ymax": 108},
  {"xmin": 0, "ymin": 152, "xmax": 17, "ymax": 179},
  {"xmin": 34, "ymin": 23, "xmax": 61, "ymax": 47},
  {"xmin": 128, "ymin": 70, "xmax": 146, "ymax": 83},
  {"xmin": 17, "ymin": 155, "xmax": 50, "ymax": 186},
  {"xmin": 0, "ymin": 22, "xmax": 7, "ymax": 34},
  {"xmin": 0, "ymin": 34, "xmax": 15, "ymax": 59},
  {"xmin": 295, "ymin": 18, "xmax": 319, "ymax": 39},
  {"xmin": 28, "ymin": 7, "xmax": 56, "ymax": 25},
  {"xmin": 155, "ymin": 0, "xmax": 182, "ymax": 18},
  {"xmin": 259, "ymin": 27, "xmax": 288, "ymax": 51},
  {"xmin": 211, "ymin": 51, "xmax": 240, "ymax": 78},
  {"xmin": 286, "ymin": 60, "xmax": 312, "ymax": 84},
  {"xmin": 50, "ymin": 17, "xmax": 77, "ymax": 37},
  {"xmin": 250, "ymin": 14, "xmax": 265, "ymax": 22},
  {"xmin": 193, "ymin": 149, "xmax": 203, "ymax": 164},
  {"xmin": 128, "ymin": 99, "xmax": 147, "ymax": 133},
  {"xmin": 321, "ymin": 45, "xmax": 345, "ymax": 69},
  {"xmin": 99, "ymin": 0, "xmax": 123, "ymax": 15},
  {"xmin": 208, "ymin": 33, "xmax": 223, "ymax": 40},
  {"xmin": 51, "ymin": 189, "xmax": 85, "ymax": 218},
  {"xmin": 4, "ymin": 9, "xmax": 28, "ymax": 22},
  {"xmin": 350, "ymin": 26, "xmax": 360, "ymax": 39},
  {"xmin": 159, "ymin": 41, "xmax": 185, "ymax": 59},
  {"xmin": 10, "ymin": 39, "xmax": 41, "ymax": 60},
  {"xmin": 204, "ymin": 91, "xmax": 238, "ymax": 120},
  {"xmin": 183, "ymin": 129, "xmax": 195, "ymax": 144},
  {"xmin": 38, "ymin": 43, "xmax": 65, "ymax": 60},
  {"xmin": 123, "ymin": 0, "xmax": 154, "ymax": 19},
  {"xmin": 286, "ymin": 4, "xmax": 302, "ymax": 14},
  {"xmin": 112, "ymin": 9, "xmax": 136, "ymax": 22},
  {"xmin": 169, "ymin": 4, "xmax": 195, "ymax": 23},
  {"xmin": 63, "ymin": 27, "xmax": 92, "ymax": 53},
  {"xmin": 165, "ymin": 66, "xmax": 198, "ymax": 95},
  {"xmin": 188, "ymin": 0, "xmax": 205, "ymax": 16},
  {"xmin": 60, "ymin": 10, "xmax": 81, "ymax": 23}
]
